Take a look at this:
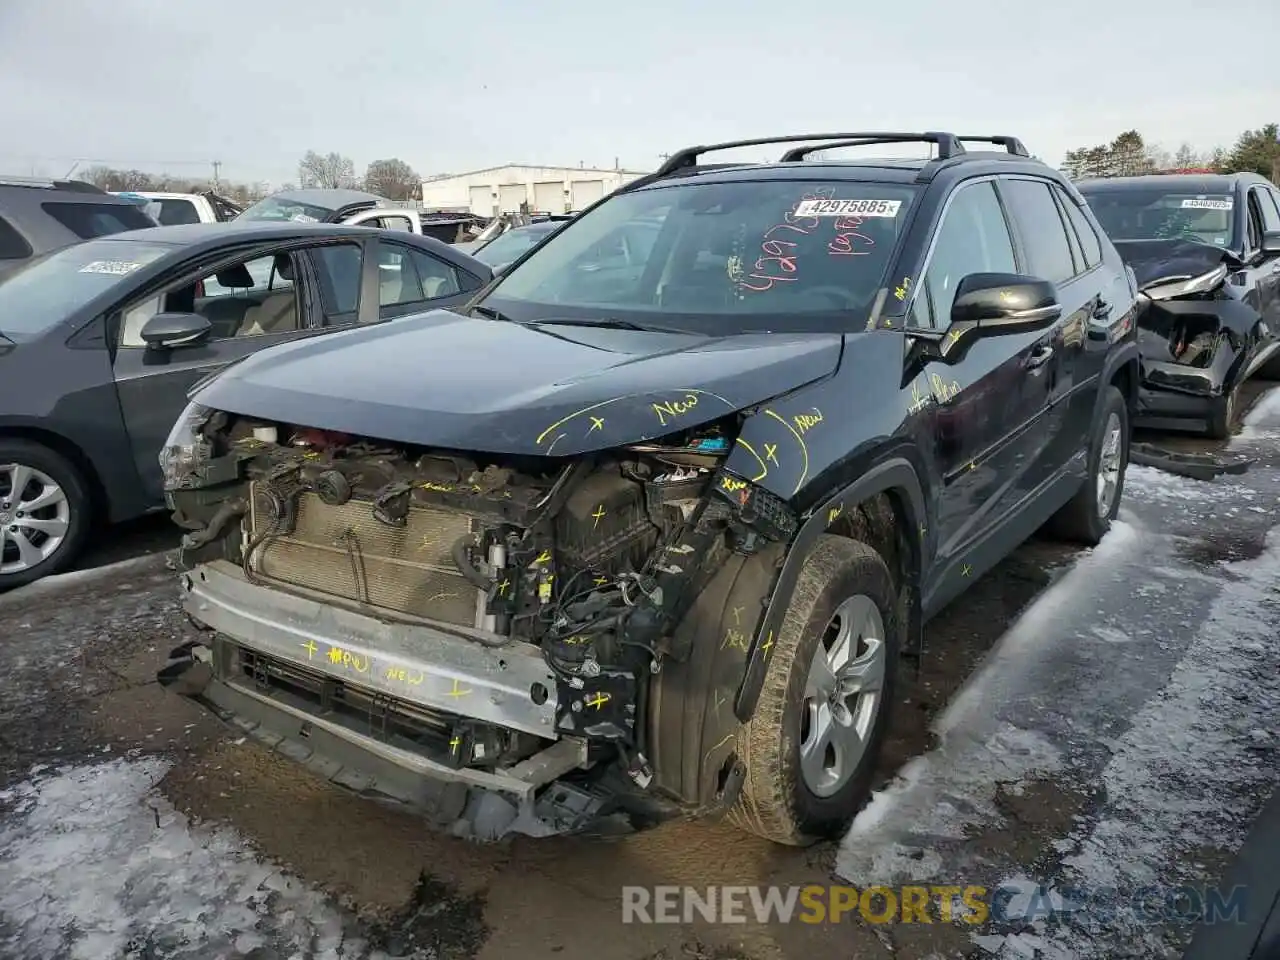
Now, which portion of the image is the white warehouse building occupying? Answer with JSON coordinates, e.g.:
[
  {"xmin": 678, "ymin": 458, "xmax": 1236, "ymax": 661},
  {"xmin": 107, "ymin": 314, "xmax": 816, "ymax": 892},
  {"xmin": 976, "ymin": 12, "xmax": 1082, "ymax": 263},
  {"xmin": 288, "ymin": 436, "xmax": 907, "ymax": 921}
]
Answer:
[{"xmin": 420, "ymin": 164, "xmax": 648, "ymax": 216}]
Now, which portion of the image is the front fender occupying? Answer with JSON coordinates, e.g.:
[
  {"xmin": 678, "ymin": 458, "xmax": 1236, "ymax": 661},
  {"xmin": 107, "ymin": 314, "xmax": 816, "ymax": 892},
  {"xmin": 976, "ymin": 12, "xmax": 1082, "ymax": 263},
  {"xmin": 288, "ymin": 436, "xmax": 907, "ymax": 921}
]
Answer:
[{"xmin": 732, "ymin": 455, "xmax": 927, "ymax": 722}]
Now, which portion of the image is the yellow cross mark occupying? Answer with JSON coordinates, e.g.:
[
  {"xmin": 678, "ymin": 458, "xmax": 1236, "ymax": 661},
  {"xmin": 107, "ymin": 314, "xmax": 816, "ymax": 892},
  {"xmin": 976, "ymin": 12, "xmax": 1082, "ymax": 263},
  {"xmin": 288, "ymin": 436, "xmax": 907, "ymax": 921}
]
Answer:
[
  {"xmin": 592, "ymin": 505, "xmax": 606, "ymax": 528},
  {"xmin": 497, "ymin": 579, "xmax": 510, "ymax": 597},
  {"xmin": 585, "ymin": 692, "xmax": 611, "ymax": 710},
  {"xmin": 535, "ymin": 550, "xmax": 552, "ymax": 565},
  {"xmin": 588, "ymin": 415, "xmax": 605, "ymax": 433},
  {"xmin": 593, "ymin": 576, "xmax": 609, "ymax": 587},
  {"xmin": 301, "ymin": 639, "xmax": 318, "ymax": 659},
  {"xmin": 450, "ymin": 735, "xmax": 462, "ymax": 754},
  {"xmin": 764, "ymin": 442, "xmax": 779, "ymax": 465},
  {"xmin": 445, "ymin": 679, "xmax": 472, "ymax": 698},
  {"xmin": 761, "ymin": 631, "xmax": 775, "ymax": 654},
  {"xmin": 961, "ymin": 564, "xmax": 972, "ymax": 577}
]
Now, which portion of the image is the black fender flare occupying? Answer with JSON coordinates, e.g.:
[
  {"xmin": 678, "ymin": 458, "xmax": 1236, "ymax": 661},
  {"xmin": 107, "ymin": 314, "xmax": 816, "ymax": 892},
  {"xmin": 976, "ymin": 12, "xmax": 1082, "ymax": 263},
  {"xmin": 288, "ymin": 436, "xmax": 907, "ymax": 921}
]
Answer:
[
  {"xmin": 1097, "ymin": 341, "xmax": 1141, "ymax": 415},
  {"xmin": 732, "ymin": 456, "xmax": 927, "ymax": 722}
]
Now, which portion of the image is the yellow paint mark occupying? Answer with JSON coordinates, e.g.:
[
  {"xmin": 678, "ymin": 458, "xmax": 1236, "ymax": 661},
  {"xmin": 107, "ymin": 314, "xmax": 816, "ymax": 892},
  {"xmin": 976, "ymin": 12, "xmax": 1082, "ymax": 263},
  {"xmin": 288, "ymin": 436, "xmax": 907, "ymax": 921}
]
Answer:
[
  {"xmin": 919, "ymin": 523, "xmax": 927, "ymax": 539},
  {"xmin": 418, "ymin": 481, "xmax": 455, "ymax": 493},
  {"xmin": 651, "ymin": 392, "xmax": 699, "ymax": 427},
  {"xmin": 763, "ymin": 442, "xmax": 780, "ymax": 466},
  {"xmin": 535, "ymin": 397, "xmax": 627, "ymax": 446},
  {"xmin": 999, "ymin": 289, "xmax": 1015, "ymax": 303},
  {"xmin": 893, "ymin": 276, "xmax": 913, "ymax": 301},
  {"xmin": 497, "ymin": 578, "xmax": 510, "ymax": 597},
  {"xmin": 731, "ymin": 605, "xmax": 742, "ymax": 625},
  {"xmin": 882, "ymin": 319, "xmax": 893, "ymax": 328},
  {"xmin": 908, "ymin": 378, "xmax": 930, "ymax": 415},
  {"xmin": 719, "ymin": 475, "xmax": 748, "ymax": 494},
  {"xmin": 591, "ymin": 505, "xmax": 606, "ymax": 529},
  {"xmin": 537, "ymin": 389, "xmax": 737, "ymax": 447},
  {"xmin": 326, "ymin": 646, "xmax": 369, "ymax": 673},
  {"xmin": 534, "ymin": 550, "xmax": 552, "ymax": 565},
  {"xmin": 761, "ymin": 631, "xmax": 775, "ymax": 654},
  {"xmin": 713, "ymin": 690, "xmax": 727, "ymax": 717},
  {"xmin": 733, "ymin": 437, "xmax": 770, "ymax": 482},
  {"xmin": 945, "ymin": 326, "xmax": 965, "ymax": 348},
  {"xmin": 961, "ymin": 564, "xmax": 972, "ymax": 577},
  {"xmin": 450, "ymin": 735, "xmax": 462, "ymax": 754},
  {"xmin": 301, "ymin": 639, "xmax": 318, "ymax": 660},
  {"xmin": 967, "ymin": 461, "xmax": 976, "ymax": 472},
  {"xmin": 587, "ymin": 415, "xmax": 605, "ymax": 434},
  {"xmin": 827, "ymin": 503, "xmax": 844, "ymax": 526},
  {"xmin": 792, "ymin": 408, "xmax": 824, "ymax": 434},
  {"xmin": 722, "ymin": 628, "xmax": 749, "ymax": 652},
  {"xmin": 929, "ymin": 373, "xmax": 961, "ymax": 403},
  {"xmin": 385, "ymin": 666, "xmax": 425, "ymax": 686},
  {"xmin": 563, "ymin": 636, "xmax": 590, "ymax": 645},
  {"xmin": 592, "ymin": 576, "xmax": 609, "ymax": 587},
  {"xmin": 702, "ymin": 732, "xmax": 736, "ymax": 771},
  {"xmin": 763, "ymin": 409, "xmax": 810, "ymax": 496},
  {"xmin": 585, "ymin": 692, "xmax": 611, "ymax": 710},
  {"xmin": 445, "ymin": 678, "xmax": 472, "ymax": 698}
]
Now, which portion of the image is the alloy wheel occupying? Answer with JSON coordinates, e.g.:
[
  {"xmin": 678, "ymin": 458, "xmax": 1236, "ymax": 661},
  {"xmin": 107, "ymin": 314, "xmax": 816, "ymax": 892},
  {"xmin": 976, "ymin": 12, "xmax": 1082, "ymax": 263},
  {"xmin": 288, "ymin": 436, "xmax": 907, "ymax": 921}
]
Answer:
[
  {"xmin": 1095, "ymin": 412, "xmax": 1124, "ymax": 519},
  {"xmin": 0, "ymin": 463, "xmax": 71, "ymax": 575},
  {"xmin": 800, "ymin": 594, "xmax": 887, "ymax": 798}
]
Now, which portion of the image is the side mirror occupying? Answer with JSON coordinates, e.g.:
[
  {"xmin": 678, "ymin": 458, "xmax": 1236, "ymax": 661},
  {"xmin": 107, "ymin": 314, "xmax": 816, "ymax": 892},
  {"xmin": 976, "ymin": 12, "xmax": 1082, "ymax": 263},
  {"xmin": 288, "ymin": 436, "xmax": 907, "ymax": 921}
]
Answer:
[
  {"xmin": 140, "ymin": 312, "xmax": 212, "ymax": 349},
  {"xmin": 1261, "ymin": 231, "xmax": 1280, "ymax": 256},
  {"xmin": 925, "ymin": 273, "xmax": 1061, "ymax": 362},
  {"xmin": 491, "ymin": 262, "xmax": 512, "ymax": 277}
]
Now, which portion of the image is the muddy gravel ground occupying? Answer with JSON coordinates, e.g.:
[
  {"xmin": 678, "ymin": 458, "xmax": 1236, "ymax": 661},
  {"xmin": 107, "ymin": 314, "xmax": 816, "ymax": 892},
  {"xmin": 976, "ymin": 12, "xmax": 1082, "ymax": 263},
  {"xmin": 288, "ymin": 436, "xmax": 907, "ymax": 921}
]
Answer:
[{"xmin": 1, "ymin": 388, "xmax": 1278, "ymax": 960}]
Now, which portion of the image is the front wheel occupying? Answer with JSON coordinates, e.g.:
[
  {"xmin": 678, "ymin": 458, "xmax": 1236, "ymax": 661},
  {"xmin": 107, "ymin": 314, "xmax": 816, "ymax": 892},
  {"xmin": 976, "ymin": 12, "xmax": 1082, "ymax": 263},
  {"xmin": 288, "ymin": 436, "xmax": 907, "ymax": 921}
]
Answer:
[
  {"xmin": 1046, "ymin": 385, "xmax": 1129, "ymax": 546},
  {"xmin": 729, "ymin": 535, "xmax": 900, "ymax": 846},
  {"xmin": 0, "ymin": 440, "xmax": 92, "ymax": 591}
]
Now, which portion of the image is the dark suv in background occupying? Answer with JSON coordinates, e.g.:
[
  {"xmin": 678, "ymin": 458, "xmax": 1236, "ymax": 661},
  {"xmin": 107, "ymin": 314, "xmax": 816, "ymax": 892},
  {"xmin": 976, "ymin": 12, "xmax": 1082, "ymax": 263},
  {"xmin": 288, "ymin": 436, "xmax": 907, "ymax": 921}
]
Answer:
[
  {"xmin": 158, "ymin": 131, "xmax": 1140, "ymax": 847},
  {"xmin": 0, "ymin": 176, "xmax": 157, "ymax": 278}
]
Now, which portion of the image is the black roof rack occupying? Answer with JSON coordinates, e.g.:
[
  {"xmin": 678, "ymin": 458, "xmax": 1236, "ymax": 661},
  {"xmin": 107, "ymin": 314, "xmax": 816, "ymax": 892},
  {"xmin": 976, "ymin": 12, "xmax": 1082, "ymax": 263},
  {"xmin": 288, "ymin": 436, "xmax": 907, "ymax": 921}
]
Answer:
[
  {"xmin": 955, "ymin": 135, "xmax": 1030, "ymax": 157},
  {"xmin": 0, "ymin": 175, "xmax": 108, "ymax": 193},
  {"xmin": 656, "ymin": 133, "xmax": 968, "ymax": 177}
]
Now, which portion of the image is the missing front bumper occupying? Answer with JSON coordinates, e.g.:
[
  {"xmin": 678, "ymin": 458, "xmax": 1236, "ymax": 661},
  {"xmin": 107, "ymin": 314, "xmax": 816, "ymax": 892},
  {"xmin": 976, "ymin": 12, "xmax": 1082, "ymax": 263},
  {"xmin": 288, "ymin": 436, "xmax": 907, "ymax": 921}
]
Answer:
[{"xmin": 163, "ymin": 560, "xmax": 623, "ymax": 839}]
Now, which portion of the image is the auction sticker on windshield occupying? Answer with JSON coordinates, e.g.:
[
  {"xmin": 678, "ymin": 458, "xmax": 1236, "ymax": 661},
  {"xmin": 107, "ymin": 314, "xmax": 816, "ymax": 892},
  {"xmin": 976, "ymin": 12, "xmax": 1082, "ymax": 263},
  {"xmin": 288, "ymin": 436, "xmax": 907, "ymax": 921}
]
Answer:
[
  {"xmin": 794, "ymin": 198, "xmax": 902, "ymax": 218},
  {"xmin": 77, "ymin": 260, "xmax": 146, "ymax": 276},
  {"xmin": 1180, "ymin": 197, "xmax": 1233, "ymax": 210}
]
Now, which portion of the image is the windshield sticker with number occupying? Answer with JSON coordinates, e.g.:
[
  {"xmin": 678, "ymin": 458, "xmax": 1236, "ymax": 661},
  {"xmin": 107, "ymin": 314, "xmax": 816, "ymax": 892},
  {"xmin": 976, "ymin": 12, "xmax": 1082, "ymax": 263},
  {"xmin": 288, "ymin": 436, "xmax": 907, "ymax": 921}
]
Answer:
[
  {"xmin": 1180, "ymin": 198, "xmax": 1233, "ymax": 210},
  {"xmin": 77, "ymin": 260, "xmax": 145, "ymax": 276},
  {"xmin": 290, "ymin": 213, "xmax": 319, "ymax": 223},
  {"xmin": 794, "ymin": 199, "xmax": 902, "ymax": 218}
]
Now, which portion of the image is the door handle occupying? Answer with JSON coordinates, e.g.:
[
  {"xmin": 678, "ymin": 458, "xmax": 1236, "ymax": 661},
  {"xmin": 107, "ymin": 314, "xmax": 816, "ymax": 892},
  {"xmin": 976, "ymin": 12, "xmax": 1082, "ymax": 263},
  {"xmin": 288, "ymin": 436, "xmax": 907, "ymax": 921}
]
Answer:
[{"xmin": 1027, "ymin": 345, "xmax": 1055, "ymax": 370}]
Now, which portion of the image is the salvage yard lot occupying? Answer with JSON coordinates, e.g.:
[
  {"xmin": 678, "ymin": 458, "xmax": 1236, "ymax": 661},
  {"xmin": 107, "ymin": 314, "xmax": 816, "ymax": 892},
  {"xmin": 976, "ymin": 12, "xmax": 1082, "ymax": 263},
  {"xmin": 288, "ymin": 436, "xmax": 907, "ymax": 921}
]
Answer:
[{"xmin": 2, "ymin": 390, "xmax": 1279, "ymax": 960}]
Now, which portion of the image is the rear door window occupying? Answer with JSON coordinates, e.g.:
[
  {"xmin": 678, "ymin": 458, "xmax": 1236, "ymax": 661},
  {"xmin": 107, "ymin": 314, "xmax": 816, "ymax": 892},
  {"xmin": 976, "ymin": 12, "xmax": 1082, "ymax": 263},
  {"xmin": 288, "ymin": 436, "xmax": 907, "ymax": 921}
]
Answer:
[
  {"xmin": 0, "ymin": 216, "xmax": 32, "ymax": 260},
  {"xmin": 311, "ymin": 243, "xmax": 364, "ymax": 321},
  {"xmin": 40, "ymin": 202, "xmax": 154, "ymax": 239},
  {"xmin": 1059, "ymin": 192, "xmax": 1103, "ymax": 270}
]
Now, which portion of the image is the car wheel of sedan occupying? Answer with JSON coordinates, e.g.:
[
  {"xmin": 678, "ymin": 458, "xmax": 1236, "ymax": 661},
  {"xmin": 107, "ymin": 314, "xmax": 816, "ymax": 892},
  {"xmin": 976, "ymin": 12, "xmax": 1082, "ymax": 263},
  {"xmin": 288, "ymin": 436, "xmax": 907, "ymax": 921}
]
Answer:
[
  {"xmin": 0, "ymin": 440, "xmax": 92, "ymax": 591},
  {"xmin": 729, "ymin": 535, "xmax": 900, "ymax": 846},
  {"xmin": 1047, "ymin": 385, "xmax": 1129, "ymax": 546}
]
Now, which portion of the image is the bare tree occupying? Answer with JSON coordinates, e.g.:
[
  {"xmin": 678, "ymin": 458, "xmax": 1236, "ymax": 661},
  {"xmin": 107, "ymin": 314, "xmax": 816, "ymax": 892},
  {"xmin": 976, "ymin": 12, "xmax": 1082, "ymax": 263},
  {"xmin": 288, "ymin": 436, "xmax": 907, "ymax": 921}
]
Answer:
[
  {"xmin": 298, "ymin": 151, "xmax": 358, "ymax": 189},
  {"xmin": 363, "ymin": 158, "xmax": 420, "ymax": 200}
]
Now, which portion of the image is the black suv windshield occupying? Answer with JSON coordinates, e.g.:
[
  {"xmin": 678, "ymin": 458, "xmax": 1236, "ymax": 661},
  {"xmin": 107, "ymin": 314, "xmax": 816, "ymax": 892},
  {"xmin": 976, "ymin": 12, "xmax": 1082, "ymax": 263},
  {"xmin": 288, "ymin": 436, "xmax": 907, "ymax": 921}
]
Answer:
[
  {"xmin": 1083, "ymin": 186, "xmax": 1237, "ymax": 247},
  {"xmin": 238, "ymin": 195, "xmax": 335, "ymax": 223},
  {"xmin": 482, "ymin": 178, "xmax": 918, "ymax": 332}
]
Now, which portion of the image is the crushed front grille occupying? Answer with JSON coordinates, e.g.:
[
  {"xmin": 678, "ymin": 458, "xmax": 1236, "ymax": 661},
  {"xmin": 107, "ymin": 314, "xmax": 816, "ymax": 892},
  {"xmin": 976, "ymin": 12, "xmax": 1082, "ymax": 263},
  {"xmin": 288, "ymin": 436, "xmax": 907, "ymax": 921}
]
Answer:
[{"xmin": 248, "ymin": 485, "xmax": 480, "ymax": 626}]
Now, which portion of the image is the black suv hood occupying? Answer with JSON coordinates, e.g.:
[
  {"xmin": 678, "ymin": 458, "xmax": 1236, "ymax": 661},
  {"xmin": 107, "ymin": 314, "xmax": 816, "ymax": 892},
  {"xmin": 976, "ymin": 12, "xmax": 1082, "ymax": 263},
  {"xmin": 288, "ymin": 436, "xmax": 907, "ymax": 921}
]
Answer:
[
  {"xmin": 194, "ymin": 310, "xmax": 844, "ymax": 456},
  {"xmin": 1112, "ymin": 238, "xmax": 1232, "ymax": 290}
]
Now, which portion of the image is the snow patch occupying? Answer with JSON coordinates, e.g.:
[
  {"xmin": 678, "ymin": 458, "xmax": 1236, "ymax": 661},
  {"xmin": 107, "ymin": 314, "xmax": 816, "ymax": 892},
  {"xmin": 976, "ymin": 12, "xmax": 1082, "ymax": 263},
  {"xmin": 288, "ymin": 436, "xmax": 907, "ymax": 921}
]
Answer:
[
  {"xmin": 0, "ymin": 759, "xmax": 385, "ymax": 959},
  {"xmin": 0, "ymin": 553, "xmax": 168, "ymax": 610},
  {"xmin": 1235, "ymin": 385, "xmax": 1280, "ymax": 442}
]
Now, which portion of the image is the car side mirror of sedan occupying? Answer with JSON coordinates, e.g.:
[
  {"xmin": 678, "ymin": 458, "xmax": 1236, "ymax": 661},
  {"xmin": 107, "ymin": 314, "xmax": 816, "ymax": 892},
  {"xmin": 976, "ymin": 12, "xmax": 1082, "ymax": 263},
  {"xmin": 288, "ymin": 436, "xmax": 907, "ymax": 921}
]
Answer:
[
  {"xmin": 140, "ymin": 312, "xmax": 212, "ymax": 349},
  {"xmin": 1261, "ymin": 230, "xmax": 1280, "ymax": 256}
]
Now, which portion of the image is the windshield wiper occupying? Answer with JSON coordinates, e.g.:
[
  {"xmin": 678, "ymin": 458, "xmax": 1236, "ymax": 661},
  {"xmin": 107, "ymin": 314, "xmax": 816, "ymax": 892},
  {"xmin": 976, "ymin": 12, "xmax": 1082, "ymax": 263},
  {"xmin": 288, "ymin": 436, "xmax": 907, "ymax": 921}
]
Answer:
[
  {"xmin": 470, "ymin": 304, "xmax": 516, "ymax": 323},
  {"xmin": 528, "ymin": 317, "xmax": 693, "ymax": 335}
]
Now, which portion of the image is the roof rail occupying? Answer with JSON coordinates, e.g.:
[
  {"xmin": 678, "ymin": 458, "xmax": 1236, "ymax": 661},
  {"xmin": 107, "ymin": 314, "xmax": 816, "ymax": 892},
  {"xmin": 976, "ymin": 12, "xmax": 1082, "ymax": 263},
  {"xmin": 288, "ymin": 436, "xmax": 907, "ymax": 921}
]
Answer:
[
  {"xmin": 779, "ymin": 135, "xmax": 967, "ymax": 162},
  {"xmin": 955, "ymin": 135, "xmax": 1030, "ymax": 157},
  {"xmin": 0, "ymin": 175, "xmax": 108, "ymax": 194},
  {"xmin": 655, "ymin": 132, "xmax": 967, "ymax": 177}
]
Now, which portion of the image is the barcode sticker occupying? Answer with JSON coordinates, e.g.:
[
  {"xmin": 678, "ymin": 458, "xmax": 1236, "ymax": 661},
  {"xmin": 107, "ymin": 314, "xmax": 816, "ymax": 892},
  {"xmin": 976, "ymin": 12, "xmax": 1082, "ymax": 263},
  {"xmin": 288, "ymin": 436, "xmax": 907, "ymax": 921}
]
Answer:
[
  {"xmin": 794, "ymin": 198, "xmax": 902, "ymax": 218},
  {"xmin": 1180, "ymin": 198, "xmax": 1233, "ymax": 210},
  {"xmin": 78, "ymin": 260, "xmax": 144, "ymax": 276}
]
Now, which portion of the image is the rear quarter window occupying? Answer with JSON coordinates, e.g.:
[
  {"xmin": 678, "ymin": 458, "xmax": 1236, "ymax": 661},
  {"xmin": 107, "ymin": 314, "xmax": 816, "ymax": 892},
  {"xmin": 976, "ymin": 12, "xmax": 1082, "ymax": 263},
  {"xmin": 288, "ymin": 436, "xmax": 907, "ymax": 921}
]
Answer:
[
  {"xmin": 151, "ymin": 199, "xmax": 202, "ymax": 226},
  {"xmin": 0, "ymin": 215, "xmax": 32, "ymax": 260},
  {"xmin": 40, "ymin": 201, "xmax": 155, "ymax": 239}
]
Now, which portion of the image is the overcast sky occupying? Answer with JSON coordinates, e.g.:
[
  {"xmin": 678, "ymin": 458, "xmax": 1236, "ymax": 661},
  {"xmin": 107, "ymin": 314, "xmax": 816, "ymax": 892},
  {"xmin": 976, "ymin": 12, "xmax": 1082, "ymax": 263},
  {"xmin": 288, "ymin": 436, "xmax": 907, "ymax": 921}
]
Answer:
[{"xmin": 1, "ymin": 0, "xmax": 1276, "ymax": 186}]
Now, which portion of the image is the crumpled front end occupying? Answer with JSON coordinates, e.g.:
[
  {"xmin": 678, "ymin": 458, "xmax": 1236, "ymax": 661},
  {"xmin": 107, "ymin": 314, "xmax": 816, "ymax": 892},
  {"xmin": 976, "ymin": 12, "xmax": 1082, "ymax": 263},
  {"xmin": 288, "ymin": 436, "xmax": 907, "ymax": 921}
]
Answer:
[{"xmin": 157, "ymin": 402, "xmax": 791, "ymax": 839}]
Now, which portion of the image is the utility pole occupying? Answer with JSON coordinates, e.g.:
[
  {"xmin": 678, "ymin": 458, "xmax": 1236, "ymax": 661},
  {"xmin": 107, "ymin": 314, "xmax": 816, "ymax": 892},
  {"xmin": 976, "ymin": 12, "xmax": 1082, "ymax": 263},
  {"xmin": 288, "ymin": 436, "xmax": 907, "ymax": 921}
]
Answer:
[{"xmin": 211, "ymin": 160, "xmax": 222, "ymax": 190}]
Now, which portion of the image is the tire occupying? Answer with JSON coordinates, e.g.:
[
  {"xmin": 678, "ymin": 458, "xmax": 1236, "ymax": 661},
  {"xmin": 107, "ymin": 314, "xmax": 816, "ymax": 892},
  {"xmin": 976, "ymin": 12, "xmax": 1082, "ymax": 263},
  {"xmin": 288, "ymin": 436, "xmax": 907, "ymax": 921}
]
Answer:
[
  {"xmin": 0, "ymin": 439, "xmax": 93, "ymax": 591},
  {"xmin": 1206, "ymin": 383, "xmax": 1238, "ymax": 440},
  {"xmin": 728, "ymin": 535, "xmax": 900, "ymax": 846},
  {"xmin": 1047, "ymin": 385, "xmax": 1129, "ymax": 546}
]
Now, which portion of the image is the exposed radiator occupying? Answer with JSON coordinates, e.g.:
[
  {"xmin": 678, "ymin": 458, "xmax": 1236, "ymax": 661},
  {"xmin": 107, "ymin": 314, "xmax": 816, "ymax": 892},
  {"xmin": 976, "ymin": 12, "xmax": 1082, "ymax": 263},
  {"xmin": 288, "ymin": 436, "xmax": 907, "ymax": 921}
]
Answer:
[{"xmin": 248, "ymin": 484, "xmax": 481, "ymax": 627}]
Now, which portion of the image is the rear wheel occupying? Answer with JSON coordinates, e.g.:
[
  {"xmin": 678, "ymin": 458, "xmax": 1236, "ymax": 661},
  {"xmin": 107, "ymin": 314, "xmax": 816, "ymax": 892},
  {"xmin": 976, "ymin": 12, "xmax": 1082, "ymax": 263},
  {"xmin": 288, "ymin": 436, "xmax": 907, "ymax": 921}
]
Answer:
[
  {"xmin": 0, "ymin": 440, "xmax": 92, "ymax": 591},
  {"xmin": 1206, "ymin": 383, "xmax": 1239, "ymax": 440},
  {"xmin": 729, "ymin": 535, "xmax": 899, "ymax": 846},
  {"xmin": 1047, "ymin": 386, "xmax": 1129, "ymax": 546}
]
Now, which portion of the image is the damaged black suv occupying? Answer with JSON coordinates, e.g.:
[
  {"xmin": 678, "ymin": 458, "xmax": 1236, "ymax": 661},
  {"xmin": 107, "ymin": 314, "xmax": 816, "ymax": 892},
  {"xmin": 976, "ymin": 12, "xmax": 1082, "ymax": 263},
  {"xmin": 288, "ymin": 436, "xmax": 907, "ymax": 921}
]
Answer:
[{"xmin": 158, "ymin": 132, "xmax": 1140, "ymax": 846}]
